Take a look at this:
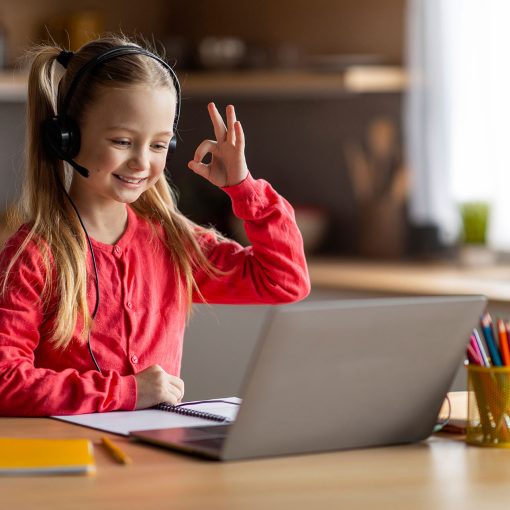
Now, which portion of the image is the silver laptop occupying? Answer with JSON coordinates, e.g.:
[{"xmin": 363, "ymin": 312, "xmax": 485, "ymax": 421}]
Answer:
[{"xmin": 131, "ymin": 295, "xmax": 486, "ymax": 461}]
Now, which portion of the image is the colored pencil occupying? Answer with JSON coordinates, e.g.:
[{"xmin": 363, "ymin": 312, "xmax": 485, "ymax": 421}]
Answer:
[
  {"xmin": 470, "ymin": 334, "xmax": 483, "ymax": 364},
  {"xmin": 472, "ymin": 328, "xmax": 490, "ymax": 367},
  {"xmin": 481, "ymin": 313, "xmax": 503, "ymax": 366},
  {"xmin": 467, "ymin": 343, "xmax": 482, "ymax": 366},
  {"xmin": 497, "ymin": 319, "xmax": 510, "ymax": 366},
  {"xmin": 101, "ymin": 437, "xmax": 132, "ymax": 465}
]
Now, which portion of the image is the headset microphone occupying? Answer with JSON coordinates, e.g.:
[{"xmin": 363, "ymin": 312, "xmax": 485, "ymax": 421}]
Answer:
[{"xmin": 68, "ymin": 160, "xmax": 90, "ymax": 178}]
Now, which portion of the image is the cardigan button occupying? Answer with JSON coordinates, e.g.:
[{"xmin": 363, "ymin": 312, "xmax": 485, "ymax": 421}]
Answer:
[
  {"xmin": 131, "ymin": 354, "xmax": 139, "ymax": 364},
  {"xmin": 113, "ymin": 245, "xmax": 122, "ymax": 257},
  {"xmin": 126, "ymin": 301, "xmax": 133, "ymax": 310}
]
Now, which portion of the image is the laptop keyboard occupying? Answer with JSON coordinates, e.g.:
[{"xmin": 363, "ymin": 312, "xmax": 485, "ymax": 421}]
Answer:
[
  {"xmin": 192, "ymin": 424, "xmax": 232, "ymax": 436},
  {"xmin": 182, "ymin": 437, "xmax": 226, "ymax": 450},
  {"xmin": 179, "ymin": 425, "xmax": 232, "ymax": 451}
]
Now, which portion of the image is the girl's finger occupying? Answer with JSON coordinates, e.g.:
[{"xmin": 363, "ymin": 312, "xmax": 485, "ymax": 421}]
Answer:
[
  {"xmin": 169, "ymin": 376, "xmax": 185, "ymax": 398},
  {"xmin": 226, "ymin": 105, "xmax": 237, "ymax": 145},
  {"xmin": 193, "ymin": 139, "xmax": 216, "ymax": 163},
  {"xmin": 164, "ymin": 391, "xmax": 179, "ymax": 405},
  {"xmin": 167, "ymin": 380, "xmax": 184, "ymax": 402},
  {"xmin": 208, "ymin": 102, "xmax": 227, "ymax": 142},
  {"xmin": 187, "ymin": 160, "xmax": 212, "ymax": 180},
  {"xmin": 234, "ymin": 121, "xmax": 245, "ymax": 151}
]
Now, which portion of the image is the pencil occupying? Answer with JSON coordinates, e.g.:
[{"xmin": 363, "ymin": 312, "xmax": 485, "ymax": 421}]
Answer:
[
  {"xmin": 497, "ymin": 319, "xmax": 510, "ymax": 366},
  {"xmin": 470, "ymin": 334, "xmax": 483, "ymax": 363},
  {"xmin": 472, "ymin": 328, "xmax": 490, "ymax": 367},
  {"xmin": 481, "ymin": 313, "xmax": 503, "ymax": 366},
  {"xmin": 101, "ymin": 436, "xmax": 132, "ymax": 465},
  {"xmin": 467, "ymin": 343, "xmax": 482, "ymax": 365}
]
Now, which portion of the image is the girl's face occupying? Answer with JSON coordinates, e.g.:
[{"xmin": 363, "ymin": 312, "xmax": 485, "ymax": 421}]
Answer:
[{"xmin": 71, "ymin": 84, "xmax": 176, "ymax": 208}]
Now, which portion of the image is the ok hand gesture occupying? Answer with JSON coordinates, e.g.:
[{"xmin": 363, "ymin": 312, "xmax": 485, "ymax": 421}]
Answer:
[{"xmin": 188, "ymin": 103, "xmax": 249, "ymax": 188}]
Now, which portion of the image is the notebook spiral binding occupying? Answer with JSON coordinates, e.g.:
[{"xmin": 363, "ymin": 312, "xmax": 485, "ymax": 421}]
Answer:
[{"xmin": 155, "ymin": 403, "xmax": 230, "ymax": 423}]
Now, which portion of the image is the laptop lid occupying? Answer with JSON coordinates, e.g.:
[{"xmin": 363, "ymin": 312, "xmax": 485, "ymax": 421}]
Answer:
[
  {"xmin": 220, "ymin": 295, "xmax": 485, "ymax": 460},
  {"xmin": 133, "ymin": 295, "xmax": 486, "ymax": 461}
]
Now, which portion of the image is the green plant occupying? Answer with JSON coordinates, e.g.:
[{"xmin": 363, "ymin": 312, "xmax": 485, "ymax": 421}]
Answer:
[{"xmin": 459, "ymin": 201, "xmax": 490, "ymax": 245}]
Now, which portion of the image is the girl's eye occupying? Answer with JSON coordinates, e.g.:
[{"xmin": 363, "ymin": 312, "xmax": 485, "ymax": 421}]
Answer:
[
  {"xmin": 152, "ymin": 143, "xmax": 168, "ymax": 151},
  {"xmin": 112, "ymin": 140, "xmax": 130, "ymax": 147}
]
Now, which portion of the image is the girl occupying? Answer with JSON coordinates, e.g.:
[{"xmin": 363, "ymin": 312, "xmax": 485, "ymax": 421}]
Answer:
[{"xmin": 0, "ymin": 35, "xmax": 310, "ymax": 416}]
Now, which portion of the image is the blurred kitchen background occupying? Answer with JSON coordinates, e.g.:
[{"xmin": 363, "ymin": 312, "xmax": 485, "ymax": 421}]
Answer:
[
  {"xmin": 2, "ymin": 0, "xmax": 510, "ymax": 396},
  {"xmin": 0, "ymin": 0, "xmax": 407, "ymax": 257},
  {"xmin": 3, "ymin": 0, "xmax": 509, "ymax": 260}
]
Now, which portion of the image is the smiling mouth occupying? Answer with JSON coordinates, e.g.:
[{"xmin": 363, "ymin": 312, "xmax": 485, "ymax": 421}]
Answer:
[{"xmin": 113, "ymin": 174, "xmax": 147, "ymax": 184}]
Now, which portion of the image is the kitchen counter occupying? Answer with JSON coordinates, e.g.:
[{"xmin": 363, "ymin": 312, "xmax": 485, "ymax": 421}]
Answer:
[
  {"xmin": 0, "ymin": 66, "xmax": 406, "ymax": 102},
  {"xmin": 308, "ymin": 258, "xmax": 510, "ymax": 305}
]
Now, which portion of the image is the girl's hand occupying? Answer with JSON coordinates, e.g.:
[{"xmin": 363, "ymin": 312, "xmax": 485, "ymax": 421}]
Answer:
[
  {"xmin": 134, "ymin": 364, "xmax": 185, "ymax": 410},
  {"xmin": 188, "ymin": 103, "xmax": 249, "ymax": 187}
]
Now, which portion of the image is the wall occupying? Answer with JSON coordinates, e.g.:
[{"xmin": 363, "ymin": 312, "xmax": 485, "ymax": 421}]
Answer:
[
  {"xmin": 2, "ymin": 0, "xmax": 405, "ymax": 67},
  {"xmin": 169, "ymin": 90, "xmax": 402, "ymax": 255},
  {"xmin": 0, "ymin": 0, "xmax": 406, "ymax": 256},
  {"xmin": 167, "ymin": 0, "xmax": 406, "ymax": 65},
  {"xmin": 1, "ymin": 0, "xmax": 171, "ymax": 66},
  {"xmin": 0, "ymin": 102, "xmax": 24, "ymax": 211}
]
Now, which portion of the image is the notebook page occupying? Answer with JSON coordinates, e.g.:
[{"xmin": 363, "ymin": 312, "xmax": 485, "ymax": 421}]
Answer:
[{"xmin": 52, "ymin": 397, "xmax": 241, "ymax": 436}]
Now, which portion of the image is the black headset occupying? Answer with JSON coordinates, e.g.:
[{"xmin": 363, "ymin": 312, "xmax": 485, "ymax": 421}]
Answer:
[{"xmin": 43, "ymin": 45, "xmax": 182, "ymax": 177}]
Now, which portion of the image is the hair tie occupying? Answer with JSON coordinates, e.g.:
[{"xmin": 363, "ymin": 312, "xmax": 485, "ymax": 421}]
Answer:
[{"xmin": 56, "ymin": 50, "xmax": 74, "ymax": 69}]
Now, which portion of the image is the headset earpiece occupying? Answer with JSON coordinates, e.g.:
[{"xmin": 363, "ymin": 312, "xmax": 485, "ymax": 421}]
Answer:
[
  {"xmin": 42, "ymin": 116, "xmax": 81, "ymax": 160},
  {"xmin": 168, "ymin": 135, "xmax": 177, "ymax": 155},
  {"xmin": 42, "ymin": 116, "xmax": 89, "ymax": 177}
]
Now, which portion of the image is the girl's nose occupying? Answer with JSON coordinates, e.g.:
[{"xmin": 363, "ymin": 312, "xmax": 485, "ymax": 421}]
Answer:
[{"xmin": 128, "ymin": 149, "xmax": 150, "ymax": 172}]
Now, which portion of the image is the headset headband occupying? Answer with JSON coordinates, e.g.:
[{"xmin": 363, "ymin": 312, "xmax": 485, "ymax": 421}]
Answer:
[{"xmin": 60, "ymin": 45, "xmax": 181, "ymax": 133}]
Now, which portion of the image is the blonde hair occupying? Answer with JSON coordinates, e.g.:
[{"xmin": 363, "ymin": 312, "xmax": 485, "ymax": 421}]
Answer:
[{"xmin": 3, "ymin": 35, "xmax": 221, "ymax": 349}]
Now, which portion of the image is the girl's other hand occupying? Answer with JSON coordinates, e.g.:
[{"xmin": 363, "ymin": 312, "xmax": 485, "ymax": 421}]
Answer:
[
  {"xmin": 134, "ymin": 364, "xmax": 185, "ymax": 410},
  {"xmin": 188, "ymin": 103, "xmax": 249, "ymax": 188}
]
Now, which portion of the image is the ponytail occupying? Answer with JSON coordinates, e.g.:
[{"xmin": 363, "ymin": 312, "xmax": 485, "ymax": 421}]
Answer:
[{"xmin": 3, "ymin": 45, "xmax": 93, "ymax": 348}]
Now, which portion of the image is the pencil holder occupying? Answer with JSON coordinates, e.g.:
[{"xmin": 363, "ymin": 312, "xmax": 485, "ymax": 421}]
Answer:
[{"xmin": 466, "ymin": 365, "xmax": 510, "ymax": 447}]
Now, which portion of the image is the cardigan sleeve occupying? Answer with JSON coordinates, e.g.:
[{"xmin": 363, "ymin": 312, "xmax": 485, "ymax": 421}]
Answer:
[
  {"xmin": 0, "ymin": 231, "xmax": 137, "ymax": 416},
  {"xmin": 192, "ymin": 173, "xmax": 311, "ymax": 304}
]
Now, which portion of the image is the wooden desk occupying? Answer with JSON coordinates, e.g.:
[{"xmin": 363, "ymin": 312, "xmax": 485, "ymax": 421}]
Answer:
[{"xmin": 1, "ymin": 416, "xmax": 510, "ymax": 510}]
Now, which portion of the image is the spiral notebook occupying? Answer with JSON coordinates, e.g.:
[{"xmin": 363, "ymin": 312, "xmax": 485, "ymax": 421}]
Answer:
[
  {"xmin": 153, "ymin": 400, "xmax": 238, "ymax": 422},
  {"xmin": 52, "ymin": 398, "xmax": 241, "ymax": 436}
]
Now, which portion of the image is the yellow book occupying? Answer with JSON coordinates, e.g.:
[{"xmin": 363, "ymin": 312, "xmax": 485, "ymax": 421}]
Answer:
[{"xmin": 0, "ymin": 437, "xmax": 96, "ymax": 475}]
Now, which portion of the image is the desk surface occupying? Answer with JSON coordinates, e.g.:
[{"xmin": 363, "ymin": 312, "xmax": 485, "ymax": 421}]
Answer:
[
  {"xmin": 309, "ymin": 258, "xmax": 510, "ymax": 304},
  {"xmin": 1, "ymin": 415, "xmax": 510, "ymax": 510}
]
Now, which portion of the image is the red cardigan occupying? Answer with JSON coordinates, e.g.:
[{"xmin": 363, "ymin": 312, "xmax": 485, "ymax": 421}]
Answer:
[{"xmin": 0, "ymin": 174, "xmax": 310, "ymax": 416}]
